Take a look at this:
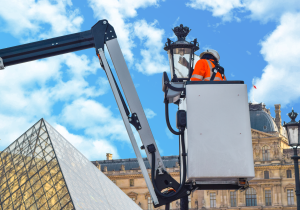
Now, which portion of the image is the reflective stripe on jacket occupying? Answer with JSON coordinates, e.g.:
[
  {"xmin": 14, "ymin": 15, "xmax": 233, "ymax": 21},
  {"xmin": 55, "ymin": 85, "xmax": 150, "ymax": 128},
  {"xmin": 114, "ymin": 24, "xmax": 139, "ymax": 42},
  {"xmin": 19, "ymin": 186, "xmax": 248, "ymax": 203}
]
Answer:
[{"xmin": 190, "ymin": 59, "xmax": 226, "ymax": 81}]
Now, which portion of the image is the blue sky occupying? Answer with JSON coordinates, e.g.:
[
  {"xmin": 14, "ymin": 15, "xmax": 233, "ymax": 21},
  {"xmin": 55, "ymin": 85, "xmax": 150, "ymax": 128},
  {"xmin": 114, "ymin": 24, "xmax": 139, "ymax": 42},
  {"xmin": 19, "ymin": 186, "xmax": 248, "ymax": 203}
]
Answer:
[{"xmin": 0, "ymin": 0, "xmax": 300, "ymax": 160}]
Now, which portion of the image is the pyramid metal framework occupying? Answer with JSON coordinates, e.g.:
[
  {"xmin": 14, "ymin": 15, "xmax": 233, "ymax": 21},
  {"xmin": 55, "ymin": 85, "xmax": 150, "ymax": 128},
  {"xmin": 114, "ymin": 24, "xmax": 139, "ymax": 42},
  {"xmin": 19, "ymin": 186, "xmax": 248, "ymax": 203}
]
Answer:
[{"xmin": 0, "ymin": 119, "xmax": 142, "ymax": 210}]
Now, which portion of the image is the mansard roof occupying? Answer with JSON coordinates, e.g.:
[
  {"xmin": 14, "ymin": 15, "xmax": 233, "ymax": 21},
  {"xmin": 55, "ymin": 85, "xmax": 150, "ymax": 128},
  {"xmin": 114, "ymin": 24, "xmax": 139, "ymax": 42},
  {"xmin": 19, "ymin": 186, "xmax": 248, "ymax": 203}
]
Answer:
[{"xmin": 92, "ymin": 155, "xmax": 178, "ymax": 172}]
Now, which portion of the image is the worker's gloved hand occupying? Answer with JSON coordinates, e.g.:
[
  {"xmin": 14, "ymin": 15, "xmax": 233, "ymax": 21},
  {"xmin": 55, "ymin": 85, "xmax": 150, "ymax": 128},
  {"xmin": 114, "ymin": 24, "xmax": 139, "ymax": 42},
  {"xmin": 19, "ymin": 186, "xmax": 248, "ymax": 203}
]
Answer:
[{"xmin": 178, "ymin": 56, "xmax": 189, "ymax": 68}]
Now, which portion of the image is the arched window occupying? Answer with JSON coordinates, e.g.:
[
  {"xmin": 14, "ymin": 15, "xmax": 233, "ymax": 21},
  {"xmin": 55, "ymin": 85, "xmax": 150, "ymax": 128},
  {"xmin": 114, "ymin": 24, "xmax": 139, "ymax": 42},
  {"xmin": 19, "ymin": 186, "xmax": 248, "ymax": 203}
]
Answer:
[
  {"xmin": 246, "ymin": 188, "xmax": 257, "ymax": 206},
  {"xmin": 262, "ymin": 146, "xmax": 270, "ymax": 161}
]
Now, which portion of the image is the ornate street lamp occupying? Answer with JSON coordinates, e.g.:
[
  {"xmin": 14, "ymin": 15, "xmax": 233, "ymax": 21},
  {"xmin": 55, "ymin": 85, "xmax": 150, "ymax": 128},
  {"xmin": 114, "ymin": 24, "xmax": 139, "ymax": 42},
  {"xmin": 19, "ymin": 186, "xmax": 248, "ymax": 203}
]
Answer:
[
  {"xmin": 283, "ymin": 108, "xmax": 300, "ymax": 210},
  {"xmin": 164, "ymin": 24, "xmax": 199, "ymax": 82}
]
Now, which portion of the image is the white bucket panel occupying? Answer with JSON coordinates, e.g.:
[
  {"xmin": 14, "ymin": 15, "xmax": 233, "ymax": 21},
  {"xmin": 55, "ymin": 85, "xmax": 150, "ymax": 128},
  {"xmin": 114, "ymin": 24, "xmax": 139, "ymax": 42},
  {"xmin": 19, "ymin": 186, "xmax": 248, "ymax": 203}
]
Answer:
[{"xmin": 186, "ymin": 83, "xmax": 254, "ymax": 182}]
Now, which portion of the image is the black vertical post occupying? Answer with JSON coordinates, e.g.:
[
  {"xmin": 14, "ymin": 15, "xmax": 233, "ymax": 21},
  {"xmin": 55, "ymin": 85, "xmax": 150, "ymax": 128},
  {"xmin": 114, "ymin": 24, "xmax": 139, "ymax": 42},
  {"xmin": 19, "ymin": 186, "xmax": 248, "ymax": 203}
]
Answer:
[
  {"xmin": 180, "ymin": 195, "xmax": 189, "ymax": 210},
  {"xmin": 179, "ymin": 132, "xmax": 189, "ymax": 210},
  {"xmin": 292, "ymin": 147, "xmax": 300, "ymax": 210}
]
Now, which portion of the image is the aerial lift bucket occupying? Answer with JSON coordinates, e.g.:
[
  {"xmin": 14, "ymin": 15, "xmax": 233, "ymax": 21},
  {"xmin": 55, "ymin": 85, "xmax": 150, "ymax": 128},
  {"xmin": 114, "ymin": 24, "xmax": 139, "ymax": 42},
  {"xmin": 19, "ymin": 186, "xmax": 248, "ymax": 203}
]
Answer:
[{"xmin": 183, "ymin": 81, "xmax": 255, "ymax": 185}]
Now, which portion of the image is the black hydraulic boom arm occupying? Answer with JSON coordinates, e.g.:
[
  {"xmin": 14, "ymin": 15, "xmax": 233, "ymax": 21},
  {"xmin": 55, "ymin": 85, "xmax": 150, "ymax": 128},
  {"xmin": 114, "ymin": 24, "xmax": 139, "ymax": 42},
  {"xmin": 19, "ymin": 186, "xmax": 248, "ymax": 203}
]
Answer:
[{"xmin": 0, "ymin": 20, "xmax": 116, "ymax": 67}]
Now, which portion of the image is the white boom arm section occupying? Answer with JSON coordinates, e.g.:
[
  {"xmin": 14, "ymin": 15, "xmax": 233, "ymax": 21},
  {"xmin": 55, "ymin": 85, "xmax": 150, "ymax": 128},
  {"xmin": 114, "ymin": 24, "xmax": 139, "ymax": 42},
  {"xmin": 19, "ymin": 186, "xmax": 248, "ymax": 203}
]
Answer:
[{"xmin": 98, "ymin": 39, "xmax": 163, "ymax": 204}]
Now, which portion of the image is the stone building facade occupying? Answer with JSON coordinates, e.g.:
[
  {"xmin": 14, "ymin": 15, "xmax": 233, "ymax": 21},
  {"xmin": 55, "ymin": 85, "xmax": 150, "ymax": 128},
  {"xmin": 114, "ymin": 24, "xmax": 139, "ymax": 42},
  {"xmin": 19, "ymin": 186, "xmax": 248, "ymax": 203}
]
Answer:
[{"xmin": 92, "ymin": 103, "xmax": 299, "ymax": 210}]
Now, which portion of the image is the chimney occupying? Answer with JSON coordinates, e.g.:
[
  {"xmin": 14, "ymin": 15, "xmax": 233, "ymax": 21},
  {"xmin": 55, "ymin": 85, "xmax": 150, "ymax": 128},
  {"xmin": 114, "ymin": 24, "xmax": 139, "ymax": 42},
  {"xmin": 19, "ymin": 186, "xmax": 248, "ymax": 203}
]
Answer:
[
  {"xmin": 106, "ymin": 153, "xmax": 113, "ymax": 160},
  {"xmin": 274, "ymin": 104, "xmax": 282, "ymax": 134}
]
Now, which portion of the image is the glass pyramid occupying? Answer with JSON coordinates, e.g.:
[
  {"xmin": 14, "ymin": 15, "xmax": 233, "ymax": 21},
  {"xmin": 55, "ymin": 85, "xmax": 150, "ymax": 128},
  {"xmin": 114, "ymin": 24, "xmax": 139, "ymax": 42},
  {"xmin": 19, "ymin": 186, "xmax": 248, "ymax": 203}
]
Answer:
[{"xmin": 0, "ymin": 118, "xmax": 142, "ymax": 210}]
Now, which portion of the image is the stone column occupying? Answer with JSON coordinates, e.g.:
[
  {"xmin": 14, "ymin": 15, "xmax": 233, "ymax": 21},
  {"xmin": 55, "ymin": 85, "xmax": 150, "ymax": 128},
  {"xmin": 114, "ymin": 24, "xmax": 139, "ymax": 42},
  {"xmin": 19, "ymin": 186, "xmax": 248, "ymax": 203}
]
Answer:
[
  {"xmin": 220, "ymin": 190, "xmax": 223, "ymax": 207},
  {"xmin": 224, "ymin": 190, "xmax": 228, "ymax": 207},
  {"xmin": 278, "ymin": 185, "xmax": 282, "ymax": 205},
  {"xmin": 239, "ymin": 190, "xmax": 245, "ymax": 206},
  {"xmin": 274, "ymin": 185, "xmax": 278, "ymax": 205},
  {"xmin": 274, "ymin": 104, "xmax": 282, "ymax": 134},
  {"xmin": 258, "ymin": 185, "xmax": 263, "ymax": 206}
]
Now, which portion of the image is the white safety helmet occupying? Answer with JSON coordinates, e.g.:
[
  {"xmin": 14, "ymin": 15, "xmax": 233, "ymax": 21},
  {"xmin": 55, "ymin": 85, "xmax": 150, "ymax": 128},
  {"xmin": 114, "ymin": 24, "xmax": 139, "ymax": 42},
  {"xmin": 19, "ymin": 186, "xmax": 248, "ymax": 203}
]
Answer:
[{"xmin": 200, "ymin": 49, "xmax": 220, "ymax": 62}]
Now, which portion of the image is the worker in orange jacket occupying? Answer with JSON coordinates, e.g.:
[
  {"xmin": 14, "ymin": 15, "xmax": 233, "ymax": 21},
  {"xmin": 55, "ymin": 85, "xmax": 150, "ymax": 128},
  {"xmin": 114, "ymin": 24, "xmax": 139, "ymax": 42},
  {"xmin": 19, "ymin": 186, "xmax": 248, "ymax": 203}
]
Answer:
[{"xmin": 190, "ymin": 49, "xmax": 226, "ymax": 81}]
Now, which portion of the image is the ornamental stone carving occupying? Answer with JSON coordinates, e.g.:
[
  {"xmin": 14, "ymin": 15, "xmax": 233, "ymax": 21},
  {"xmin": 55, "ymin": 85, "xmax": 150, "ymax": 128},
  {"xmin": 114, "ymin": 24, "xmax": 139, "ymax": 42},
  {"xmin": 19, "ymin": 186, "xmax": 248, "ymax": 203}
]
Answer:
[
  {"xmin": 272, "ymin": 142, "xmax": 279, "ymax": 158},
  {"xmin": 254, "ymin": 144, "xmax": 260, "ymax": 159}
]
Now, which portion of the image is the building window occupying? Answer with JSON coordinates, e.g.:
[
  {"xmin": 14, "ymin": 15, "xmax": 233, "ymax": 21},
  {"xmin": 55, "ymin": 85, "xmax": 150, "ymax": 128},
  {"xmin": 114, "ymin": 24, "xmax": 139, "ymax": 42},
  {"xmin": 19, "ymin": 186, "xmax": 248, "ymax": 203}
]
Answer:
[
  {"xmin": 131, "ymin": 197, "xmax": 136, "ymax": 202},
  {"xmin": 210, "ymin": 192, "xmax": 216, "ymax": 208},
  {"xmin": 263, "ymin": 125, "xmax": 267, "ymax": 130},
  {"xmin": 287, "ymin": 170, "xmax": 292, "ymax": 178},
  {"xmin": 264, "ymin": 171, "xmax": 269, "ymax": 179},
  {"xmin": 230, "ymin": 191, "xmax": 237, "ymax": 207},
  {"xmin": 148, "ymin": 197, "xmax": 153, "ymax": 210},
  {"xmin": 130, "ymin": 179, "xmax": 134, "ymax": 187},
  {"xmin": 246, "ymin": 188, "xmax": 257, "ymax": 206},
  {"xmin": 287, "ymin": 189, "xmax": 294, "ymax": 205},
  {"xmin": 265, "ymin": 190, "xmax": 271, "ymax": 206},
  {"xmin": 262, "ymin": 146, "xmax": 270, "ymax": 161},
  {"xmin": 188, "ymin": 195, "xmax": 191, "ymax": 208}
]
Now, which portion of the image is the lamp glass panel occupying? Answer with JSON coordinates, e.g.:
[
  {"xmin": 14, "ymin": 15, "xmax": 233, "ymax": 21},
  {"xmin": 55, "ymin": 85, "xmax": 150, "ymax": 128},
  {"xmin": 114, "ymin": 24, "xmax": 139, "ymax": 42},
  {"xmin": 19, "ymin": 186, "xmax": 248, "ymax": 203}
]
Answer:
[
  {"xmin": 167, "ymin": 50, "xmax": 174, "ymax": 79},
  {"xmin": 287, "ymin": 125, "xmax": 299, "ymax": 146},
  {"xmin": 173, "ymin": 48, "xmax": 191, "ymax": 79}
]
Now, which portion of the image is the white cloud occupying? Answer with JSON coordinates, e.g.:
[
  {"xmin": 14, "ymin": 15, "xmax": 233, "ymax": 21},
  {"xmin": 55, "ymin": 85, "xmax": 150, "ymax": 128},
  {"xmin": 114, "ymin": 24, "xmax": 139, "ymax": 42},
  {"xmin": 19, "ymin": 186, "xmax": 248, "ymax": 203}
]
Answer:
[
  {"xmin": 54, "ymin": 124, "xmax": 119, "ymax": 160},
  {"xmin": 246, "ymin": 50, "xmax": 251, "ymax": 55},
  {"xmin": 0, "ymin": 115, "xmax": 36, "ymax": 149},
  {"xmin": 0, "ymin": 53, "xmax": 104, "ymax": 116},
  {"xmin": 134, "ymin": 20, "xmax": 169, "ymax": 75},
  {"xmin": 145, "ymin": 108, "xmax": 157, "ymax": 119},
  {"xmin": 244, "ymin": 0, "xmax": 300, "ymax": 23},
  {"xmin": 186, "ymin": 0, "xmax": 300, "ymax": 23},
  {"xmin": 88, "ymin": 0, "xmax": 160, "ymax": 63},
  {"xmin": 249, "ymin": 13, "xmax": 300, "ymax": 106},
  {"xmin": 186, "ymin": 0, "xmax": 243, "ymax": 21},
  {"xmin": 0, "ymin": 0, "xmax": 83, "ymax": 41},
  {"xmin": 60, "ymin": 98, "xmax": 130, "ymax": 142}
]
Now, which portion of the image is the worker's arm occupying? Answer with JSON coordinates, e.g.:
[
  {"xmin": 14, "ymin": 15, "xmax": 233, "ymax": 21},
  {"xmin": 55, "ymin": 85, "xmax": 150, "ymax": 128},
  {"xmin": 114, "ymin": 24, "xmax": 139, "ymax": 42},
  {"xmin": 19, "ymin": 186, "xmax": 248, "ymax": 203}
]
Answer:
[{"xmin": 190, "ymin": 59, "xmax": 206, "ymax": 81}]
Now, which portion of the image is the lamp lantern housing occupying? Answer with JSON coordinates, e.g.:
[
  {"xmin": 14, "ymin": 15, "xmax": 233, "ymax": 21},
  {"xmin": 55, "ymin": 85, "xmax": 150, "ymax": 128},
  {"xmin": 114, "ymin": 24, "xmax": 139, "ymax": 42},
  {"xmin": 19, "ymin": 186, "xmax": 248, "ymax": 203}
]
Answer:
[
  {"xmin": 164, "ymin": 24, "xmax": 199, "ymax": 82},
  {"xmin": 283, "ymin": 109, "xmax": 300, "ymax": 147}
]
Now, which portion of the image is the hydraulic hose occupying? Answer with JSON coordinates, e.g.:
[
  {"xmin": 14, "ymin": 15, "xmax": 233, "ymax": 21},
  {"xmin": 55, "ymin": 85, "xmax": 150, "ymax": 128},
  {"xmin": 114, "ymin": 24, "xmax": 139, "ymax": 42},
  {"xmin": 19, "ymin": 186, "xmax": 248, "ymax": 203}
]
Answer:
[
  {"xmin": 151, "ymin": 132, "xmax": 187, "ymax": 198},
  {"xmin": 164, "ymin": 91, "xmax": 183, "ymax": 135}
]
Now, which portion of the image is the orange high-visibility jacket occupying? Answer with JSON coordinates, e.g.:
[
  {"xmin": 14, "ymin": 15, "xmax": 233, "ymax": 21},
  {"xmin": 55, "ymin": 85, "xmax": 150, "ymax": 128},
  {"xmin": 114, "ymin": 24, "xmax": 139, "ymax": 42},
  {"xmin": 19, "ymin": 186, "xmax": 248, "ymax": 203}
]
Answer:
[{"xmin": 190, "ymin": 59, "xmax": 226, "ymax": 81}]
